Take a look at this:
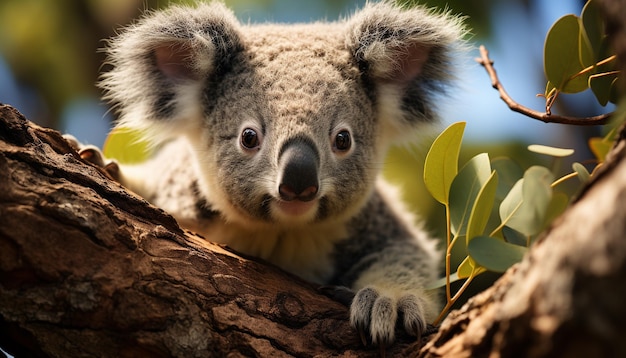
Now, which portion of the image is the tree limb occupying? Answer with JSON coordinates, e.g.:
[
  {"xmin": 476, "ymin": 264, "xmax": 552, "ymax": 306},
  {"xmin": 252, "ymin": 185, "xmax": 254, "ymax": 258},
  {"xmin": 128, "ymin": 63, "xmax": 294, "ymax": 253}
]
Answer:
[
  {"xmin": 476, "ymin": 45, "xmax": 613, "ymax": 126},
  {"xmin": 0, "ymin": 104, "xmax": 422, "ymax": 357}
]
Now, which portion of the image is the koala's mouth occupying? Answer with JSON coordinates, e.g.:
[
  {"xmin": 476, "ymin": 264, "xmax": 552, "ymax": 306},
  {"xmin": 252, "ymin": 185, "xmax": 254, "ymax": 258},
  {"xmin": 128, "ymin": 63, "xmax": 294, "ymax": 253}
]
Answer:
[{"xmin": 272, "ymin": 198, "xmax": 318, "ymax": 220}]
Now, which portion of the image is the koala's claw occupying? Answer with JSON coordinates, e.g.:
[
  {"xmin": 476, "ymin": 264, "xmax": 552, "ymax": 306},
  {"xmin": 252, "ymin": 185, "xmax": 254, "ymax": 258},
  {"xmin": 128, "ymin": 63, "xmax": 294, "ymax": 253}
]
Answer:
[
  {"xmin": 351, "ymin": 287, "xmax": 427, "ymax": 347},
  {"xmin": 63, "ymin": 134, "xmax": 121, "ymax": 181}
]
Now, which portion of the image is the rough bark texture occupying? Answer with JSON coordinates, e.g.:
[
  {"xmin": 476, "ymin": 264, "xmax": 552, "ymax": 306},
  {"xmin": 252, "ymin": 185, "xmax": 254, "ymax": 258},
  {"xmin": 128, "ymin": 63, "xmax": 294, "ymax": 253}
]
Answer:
[{"xmin": 0, "ymin": 104, "xmax": 424, "ymax": 357}]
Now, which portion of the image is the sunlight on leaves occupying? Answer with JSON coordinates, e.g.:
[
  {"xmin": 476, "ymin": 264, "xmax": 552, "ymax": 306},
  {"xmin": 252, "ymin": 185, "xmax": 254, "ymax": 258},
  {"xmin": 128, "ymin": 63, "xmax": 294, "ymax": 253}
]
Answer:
[
  {"xmin": 424, "ymin": 122, "xmax": 466, "ymax": 205},
  {"xmin": 449, "ymin": 153, "xmax": 492, "ymax": 237},
  {"xmin": 528, "ymin": 144, "xmax": 574, "ymax": 157}
]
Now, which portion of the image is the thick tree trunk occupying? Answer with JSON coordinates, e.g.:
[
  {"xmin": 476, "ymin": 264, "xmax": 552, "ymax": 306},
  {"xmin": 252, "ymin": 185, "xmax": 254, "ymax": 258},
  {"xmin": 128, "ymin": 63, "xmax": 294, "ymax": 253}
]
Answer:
[{"xmin": 0, "ymin": 104, "xmax": 423, "ymax": 357}]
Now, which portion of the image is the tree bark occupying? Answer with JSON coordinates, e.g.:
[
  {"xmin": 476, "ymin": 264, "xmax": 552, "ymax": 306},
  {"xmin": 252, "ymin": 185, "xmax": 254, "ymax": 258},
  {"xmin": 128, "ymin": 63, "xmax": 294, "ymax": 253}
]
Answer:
[
  {"xmin": 0, "ymin": 104, "xmax": 423, "ymax": 357},
  {"xmin": 2, "ymin": 96, "xmax": 626, "ymax": 357}
]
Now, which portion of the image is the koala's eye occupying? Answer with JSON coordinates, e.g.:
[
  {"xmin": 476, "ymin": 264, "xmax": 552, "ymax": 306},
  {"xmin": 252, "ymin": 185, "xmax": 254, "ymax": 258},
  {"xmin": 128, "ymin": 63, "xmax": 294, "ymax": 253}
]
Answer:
[
  {"xmin": 333, "ymin": 130, "xmax": 352, "ymax": 152},
  {"xmin": 241, "ymin": 128, "xmax": 261, "ymax": 150}
]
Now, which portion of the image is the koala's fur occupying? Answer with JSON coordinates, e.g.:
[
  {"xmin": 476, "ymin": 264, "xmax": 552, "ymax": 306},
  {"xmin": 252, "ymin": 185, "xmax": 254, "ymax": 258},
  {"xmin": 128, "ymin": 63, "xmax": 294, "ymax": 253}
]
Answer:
[{"xmin": 98, "ymin": 0, "xmax": 466, "ymax": 346}]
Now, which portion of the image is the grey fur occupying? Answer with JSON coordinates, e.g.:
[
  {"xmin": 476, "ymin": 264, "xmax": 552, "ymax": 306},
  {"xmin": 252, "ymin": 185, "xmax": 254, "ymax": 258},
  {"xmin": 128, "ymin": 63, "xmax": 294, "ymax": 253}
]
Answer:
[{"xmin": 98, "ymin": 0, "xmax": 466, "ymax": 346}]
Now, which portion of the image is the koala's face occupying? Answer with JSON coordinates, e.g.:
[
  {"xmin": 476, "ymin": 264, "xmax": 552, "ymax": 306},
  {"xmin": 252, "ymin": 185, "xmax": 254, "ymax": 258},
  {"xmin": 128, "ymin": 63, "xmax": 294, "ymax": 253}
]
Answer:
[
  {"xmin": 100, "ymin": 2, "xmax": 464, "ymax": 226},
  {"xmin": 202, "ymin": 28, "xmax": 379, "ymax": 225}
]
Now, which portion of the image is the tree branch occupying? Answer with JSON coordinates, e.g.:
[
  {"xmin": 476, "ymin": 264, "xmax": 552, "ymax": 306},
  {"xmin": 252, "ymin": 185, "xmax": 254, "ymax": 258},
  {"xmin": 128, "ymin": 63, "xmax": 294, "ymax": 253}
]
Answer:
[
  {"xmin": 476, "ymin": 45, "xmax": 613, "ymax": 126},
  {"xmin": 0, "ymin": 104, "xmax": 421, "ymax": 357}
]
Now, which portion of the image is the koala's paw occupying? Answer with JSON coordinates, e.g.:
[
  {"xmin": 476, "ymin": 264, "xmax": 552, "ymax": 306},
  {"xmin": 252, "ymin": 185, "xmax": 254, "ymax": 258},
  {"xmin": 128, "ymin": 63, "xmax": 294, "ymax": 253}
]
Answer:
[
  {"xmin": 63, "ymin": 134, "xmax": 121, "ymax": 181},
  {"xmin": 350, "ymin": 287, "xmax": 428, "ymax": 348}
]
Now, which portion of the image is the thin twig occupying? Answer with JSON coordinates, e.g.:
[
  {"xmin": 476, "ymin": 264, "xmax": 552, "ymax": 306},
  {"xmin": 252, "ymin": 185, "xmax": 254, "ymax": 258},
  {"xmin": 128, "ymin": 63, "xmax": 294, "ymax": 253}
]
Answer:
[{"xmin": 476, "ymin": 45, "xmax": 613, "ymax": 126}]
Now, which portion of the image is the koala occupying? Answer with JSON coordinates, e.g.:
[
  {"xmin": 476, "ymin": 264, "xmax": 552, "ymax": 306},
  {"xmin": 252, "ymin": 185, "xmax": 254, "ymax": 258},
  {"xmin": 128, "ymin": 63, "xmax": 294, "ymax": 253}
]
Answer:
[{"xmin": 94, "ymin": 0, "xmax": 465, "ymax": 348}]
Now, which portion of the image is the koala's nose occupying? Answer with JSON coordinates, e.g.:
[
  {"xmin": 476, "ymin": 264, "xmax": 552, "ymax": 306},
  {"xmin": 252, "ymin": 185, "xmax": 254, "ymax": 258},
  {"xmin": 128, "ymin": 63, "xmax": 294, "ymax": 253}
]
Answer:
[{"xmin": 278, "ymin": 138, "xmax": 320, "ymax": 202}]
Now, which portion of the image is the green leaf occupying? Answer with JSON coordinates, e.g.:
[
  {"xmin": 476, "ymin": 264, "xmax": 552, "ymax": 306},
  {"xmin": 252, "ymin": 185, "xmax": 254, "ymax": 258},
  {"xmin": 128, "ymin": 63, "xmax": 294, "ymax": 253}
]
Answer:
[
  {"xmin": 502, "ymin": 226, "xmax": 528, "ymax": 246},
  {"xmin": 527, "ymin": 144, "xmax": 574, "ymax": 157},
  {"xmin": 499, "ymin": 166, "xmax": 554, "ymax": 237},
  {"xmin": 424, "ymin": 122, "xmax": 466, "ymax": 205},
  {"xmin": 544, "ymin": 14, "xmax": 588, "ymax": 93},
  {"xmin": 609, "ymin": 76, "xmax": 620, "ymax": 104},
  {"xmin": 572, "ymin": 162, "xmax": 590, "ymax": 183},
  {"xmin": 544, "ymin": 80, "xmax": 557, "ymax": 99},
  {"xmin": 578, "ymin": 22, "xmax": 595, "ymax": 69},
  {"xmin": 581, "ymin": 0, "xmax": 604, "ymax": 59},
  {"xmin": 103, "ymin": 127, "xmax": 153, "ymax": 164},
  {"xmin": 466, "ymin": 171, "xmax": 498, "ymax": 242},
  {"xmin": 426, "ymin": 272, "xmax": 462, "ymax": 290},
  {"xmin": 449, "ymin": 153, "xmax": 492, "ymax": 236},
  {"xmin": 541, "ymin": 191, "xmax": 570, "ymax": 235},
  {"xmin": 590, "ymin": 72, "xmax": 619, "ymax": 106},
  {"xmin": 457, "ymin": 256, "xmax": 474, "ymax": 279},
  {"xmin": 588, "ymin": 137, "xmax": 613, "ymax": 162},
  {"xmin": 468, "ymin": 236, "xmax": 528, "ymax": 273},
  {"xmin": 491, "ymin": 157, "xmax": 524, "ymax": 201}
]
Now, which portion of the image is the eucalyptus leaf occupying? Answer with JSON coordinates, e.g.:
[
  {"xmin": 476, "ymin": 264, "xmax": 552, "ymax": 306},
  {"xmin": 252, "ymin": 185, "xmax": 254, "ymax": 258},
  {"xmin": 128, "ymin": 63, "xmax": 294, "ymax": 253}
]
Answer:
[
  {"xmin": 424, "ymin": 122, "xmax": 466, "ymax": 205},
  {"xmin": 457, "ymin": 256, "xmax": 474, "ymax": 279},
  {"xmin": 590, "ymin": 72, "xmax": 619, "ymax": 106},
  {"xmin": 449, "ymin": 153, "xmax": 492, "ymax": 236},
  {"xmin": 588, "ymin": 137, "xmax": 613, "ymax": 162},
  {"xmin": 466, "ymin": 171, "xmax": 498, "ymax": 242},
  {"xmin": 426, "ymin": 272, "xmax": 462, "ymax": 290},
  {"xmin": 544, "ymin": 14, "xmax": 588, "ymax": 93},
  {"xmin": 468, "ymin": 236, "xmax": 528, "ymax": 273},
  {"xmin": 540, "ymin": 191, "xmax": 570, "ymax": 237},
  {"xmin": 502, "ymin": 226, "xmax": 528, "ymax": 246},
  {"xmin": 609, "ymin": 76, "xmax": 620, "ymax": 104},
  {"xmin": 491, "ymin": 157, "xmax": 524, "ymax": 201},
  {"xmin": 581, "ymin": 0, "xmax": 604, "ymax": 59},
  {"xmin": 572, "ymin": 162, "xmax": 591, "ymax": 183},
  {"xmin": 103, "ymin": 127, "xmax": 153, "ymax": 164},
  {"xmin": 499, "ymin": 166, "xmax": 554, "ymax": 237},
  {"xmin": 578, "ymin": 25, "xmax": 595, "ymax": 69},
  {"xmin": 528, "ymin": 144, "xmax": 574, "ymax": 157}
]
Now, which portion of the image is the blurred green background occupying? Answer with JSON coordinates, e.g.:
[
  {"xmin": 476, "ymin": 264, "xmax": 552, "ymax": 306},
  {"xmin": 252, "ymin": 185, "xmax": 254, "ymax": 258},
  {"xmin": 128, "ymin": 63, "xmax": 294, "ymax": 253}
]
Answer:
[{"xmin": 0, "ymin": 0, "xmax": 607, "ymax": 305}]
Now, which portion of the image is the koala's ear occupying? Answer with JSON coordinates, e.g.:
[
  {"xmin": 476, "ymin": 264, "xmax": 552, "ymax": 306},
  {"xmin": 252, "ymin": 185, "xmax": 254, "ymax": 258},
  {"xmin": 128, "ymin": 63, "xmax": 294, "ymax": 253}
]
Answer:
[
  {"xmin": 100, "ymin": 2, "xmax": 243, "ymax": 142},
  {"xmin": 345, "ymin": 2, "xmax": 466, "ymax": 139}
]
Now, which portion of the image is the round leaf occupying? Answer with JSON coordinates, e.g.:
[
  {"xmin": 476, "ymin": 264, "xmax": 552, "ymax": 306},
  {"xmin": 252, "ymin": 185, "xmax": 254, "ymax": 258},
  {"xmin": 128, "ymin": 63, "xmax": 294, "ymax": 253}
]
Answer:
[
  {"xmin": 572, "ymin": 162, "xmax": 590, "ymax": 183},
  {"xmin": 424, "ymin": 122, "xmax": 466, "ymax": 205},
  {"xmin": 544, "ymin": 14, "xmax": 588, "ymax": 93},
  {"xmin": 502, "ymin": 226, "xmax": 528, "ymax": 246},
  {"xmin": 468, "ymin": 236, "xmax": 528, "ymax": 273},
  {"xmin": 581, "ymin": 0, "xmax": 604, "ymax": 59},
  {"xmin": 103, "ymin": 127, "xmax": 153, "ymax": 164},
  {"xmin": 590, "ymin": 72, "xmax": 619, "ymax": 106},
  {"xmin": 499, "ymin": 166, "xmax": 554, "ymax": 237}
]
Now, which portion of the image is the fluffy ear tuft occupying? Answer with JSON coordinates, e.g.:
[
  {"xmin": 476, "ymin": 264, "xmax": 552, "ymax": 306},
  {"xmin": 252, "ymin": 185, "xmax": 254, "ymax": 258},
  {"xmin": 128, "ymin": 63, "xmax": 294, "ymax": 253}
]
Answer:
[
  {"xmin": 345, "ymin": 1, "xmax": 467, "ymax": 140},
  {"xmin": 99, "ymin": 2, "xmax": 243, "ymax": 143}
]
